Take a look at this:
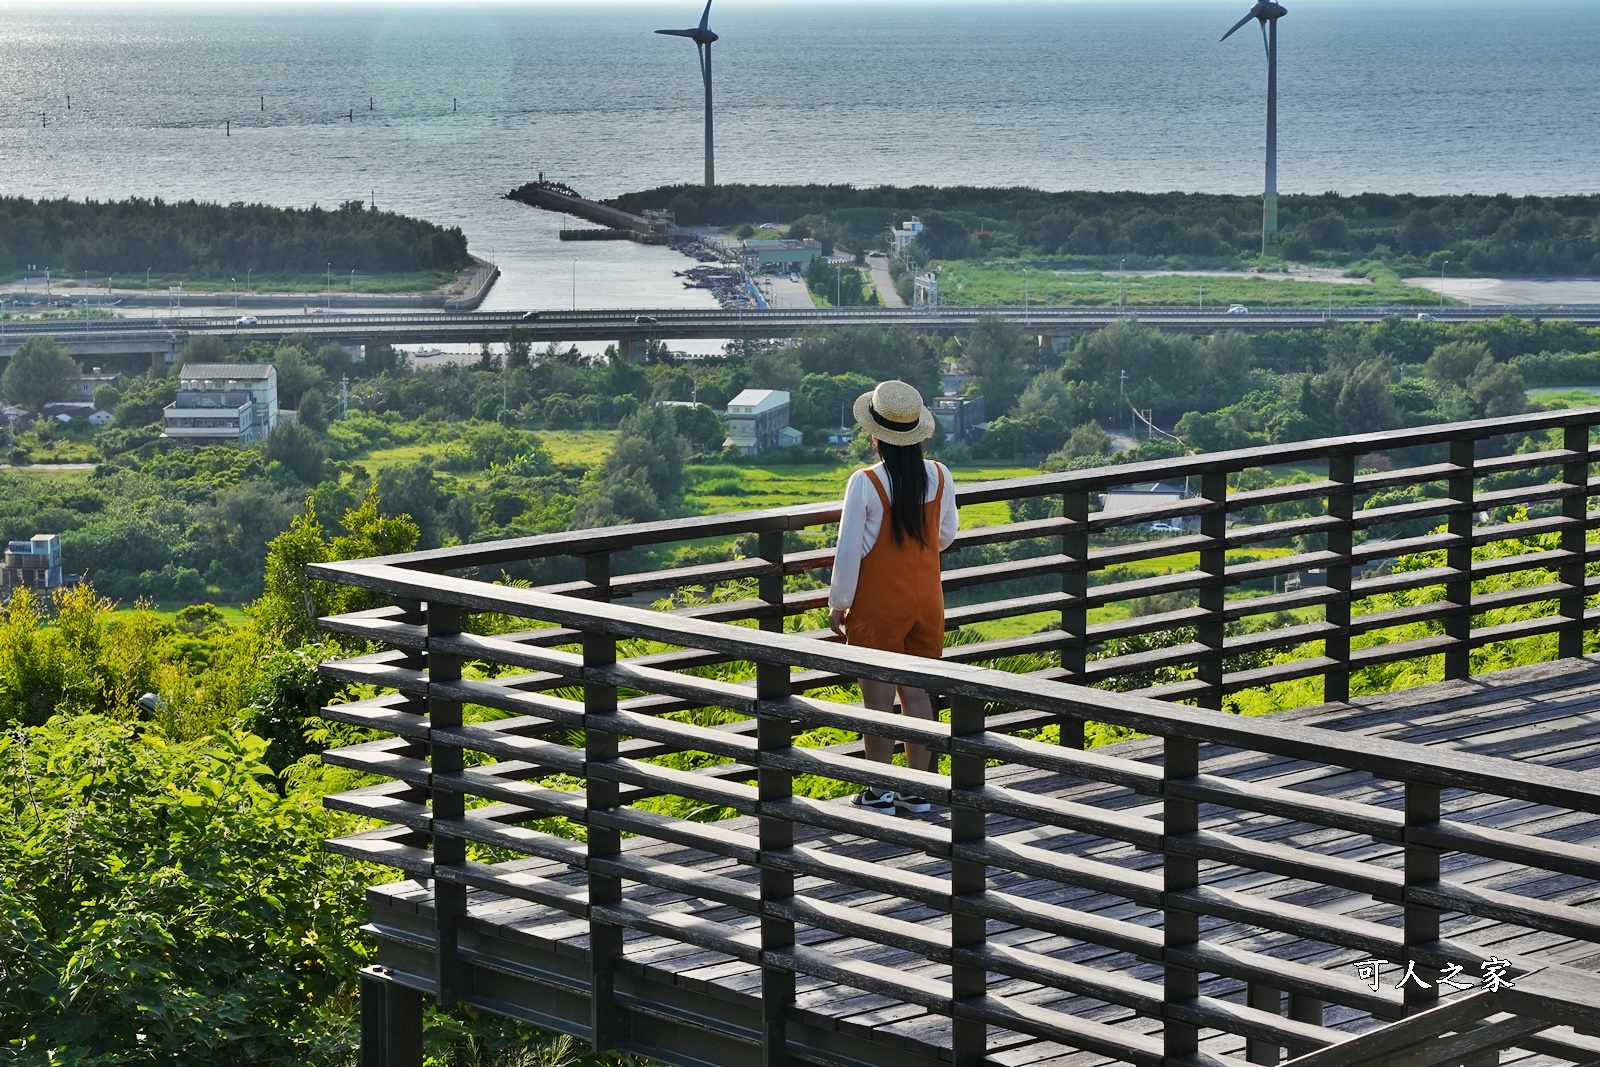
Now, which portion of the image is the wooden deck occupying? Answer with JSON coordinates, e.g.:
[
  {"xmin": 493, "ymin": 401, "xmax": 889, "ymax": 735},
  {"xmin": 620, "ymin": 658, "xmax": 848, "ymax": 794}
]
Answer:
[{"xmin": 356, "ymin": 659, "xmax": 1600, "ymax": 1067}]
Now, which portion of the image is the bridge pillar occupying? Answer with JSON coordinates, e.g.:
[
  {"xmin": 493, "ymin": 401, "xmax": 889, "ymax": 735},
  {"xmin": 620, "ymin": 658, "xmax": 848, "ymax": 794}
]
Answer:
[
  {"xmin": 1038, "ymin": 334, "xmax": 1068, "ymax": 353},
  {"xmin": 614, "ymin": 338, "xmax": 648, "ymax": 364}
]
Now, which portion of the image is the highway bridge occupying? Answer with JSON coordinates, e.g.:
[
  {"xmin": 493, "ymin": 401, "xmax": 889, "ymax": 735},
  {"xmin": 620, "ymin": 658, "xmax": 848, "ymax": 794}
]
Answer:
[{"xmin": 2, "ymin": 305, "xmax": 1597, "ymax": 362}]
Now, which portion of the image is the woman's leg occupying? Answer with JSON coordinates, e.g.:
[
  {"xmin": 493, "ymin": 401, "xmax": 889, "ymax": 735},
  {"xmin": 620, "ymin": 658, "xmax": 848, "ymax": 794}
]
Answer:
[
  {"xmin": 859, "ymin": 678, "xmax": 897, "ymax": 763},
  {"xmin": 897, "ymin": 685, "xmax": 937, "ymax": 772}
]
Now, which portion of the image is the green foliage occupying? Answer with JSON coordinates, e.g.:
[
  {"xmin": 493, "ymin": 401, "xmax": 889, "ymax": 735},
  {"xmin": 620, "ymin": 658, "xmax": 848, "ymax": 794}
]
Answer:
[
  {"xmin": 1, "ymin": 336, "xmax": 80, "ymax": 408},
  {"xmin": 0, "ymin": 716, "xmax": 372, "ymax": 1064},
  {"xmin": 610, "ymin": 183, "xmax": 1600, "ymax": 274},
  {"xmin": 252, "ymin": 490, "xmax": 420, "ymax": 645},
  {"xmin": 263, "ymin": 420, "xmax": 328, "ymax": 483},
  {"xmin": 0, "ymin": 195, "xmax": 471, "ymax": 275},
  {"xmin": 110, "ymin": 373, "xmax": 178, "ymax": 429}
]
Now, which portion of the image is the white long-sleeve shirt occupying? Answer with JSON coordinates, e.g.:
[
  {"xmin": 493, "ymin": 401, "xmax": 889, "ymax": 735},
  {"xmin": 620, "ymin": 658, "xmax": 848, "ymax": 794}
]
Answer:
[{"xmin": 829, "ymin": 460, "xmax": 959, "ymax": 609}]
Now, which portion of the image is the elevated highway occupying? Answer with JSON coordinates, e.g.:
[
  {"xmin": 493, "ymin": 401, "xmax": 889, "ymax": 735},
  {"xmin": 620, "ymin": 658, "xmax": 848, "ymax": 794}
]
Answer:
[{"xmin": 2, "ymin": 305, "xmax": 1597, "ymax": 362}]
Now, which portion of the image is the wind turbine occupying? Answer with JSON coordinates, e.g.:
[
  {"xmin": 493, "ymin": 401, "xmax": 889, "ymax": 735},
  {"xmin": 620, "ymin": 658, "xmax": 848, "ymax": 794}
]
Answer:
[
  {"xmin": 1222, "ymin": 1, "xmax": 1288, "ymax": 256},
  {"xmin": 656, "ymin": 0, "xmax": 720, "ymax": 188}
]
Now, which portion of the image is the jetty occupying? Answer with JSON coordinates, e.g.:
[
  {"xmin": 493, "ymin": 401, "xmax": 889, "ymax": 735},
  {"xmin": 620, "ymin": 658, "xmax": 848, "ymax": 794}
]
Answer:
[
  {"xmin": 507, "ymin": 180, "xmax": 672, "ymax": 244},
  {"xmin": 314, "ymin": 409, "xmax": 1600, "ymax": 1067}
]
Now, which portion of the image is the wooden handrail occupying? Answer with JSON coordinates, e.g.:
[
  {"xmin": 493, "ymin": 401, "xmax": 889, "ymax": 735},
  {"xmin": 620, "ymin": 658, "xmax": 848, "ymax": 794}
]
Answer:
[{"xmin": 317, "ymin": 409, "xmax": 1600, "ymax": 1067}]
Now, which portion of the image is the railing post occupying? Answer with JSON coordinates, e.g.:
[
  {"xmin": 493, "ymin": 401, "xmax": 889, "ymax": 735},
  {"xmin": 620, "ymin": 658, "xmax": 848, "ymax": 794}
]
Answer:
[
  {"xmin": 1197, "ymin": 472, "xmax": 1228, "ymax": 711},
  {"xmin": 1325, "ymin": 455, "xmax": 1356, "ymax": 705},
  {"xmin": 583, "ymin": 552, "xmax": 627, "ymax": 1052},
  {"xmin": 361, "ymin": 967, "xmax": 423, "ymax": 1067},
  {"xmin": 1060, "ymin": 490, "xmax": 1089, "ymax": 749},
  {"xmin": 426, "ymin": 602, "xmax": 468, "ymax": 1006},
  {"xmin": 1163, "ymin": 735, "xmax": 1201, "ymax": 1062},
  {"xmin": 1246, "ymin": 982, "xmax": 1282, "ymax": 1065},
  {"xmin": 1403, "ymin": 781, "xmax": 1442, "ymax": 1015},
  {"xmin": 1560, "ymin": 423, "xmax": 1590, "ymax": 662},
  {"xmin": 756, "ymin": 530, "xmax": 794, "ymax": 1067},
  {"xmin": 1445, "ymin": 439, "xmax": 1477, "ymax": 681},
  {"xmin": 391, "ymin": 599, "xmax": 431, "ymax": 859},
  {"xmin": 950, "ymin": 696, "xmax": 989, "ymax": 1066}
]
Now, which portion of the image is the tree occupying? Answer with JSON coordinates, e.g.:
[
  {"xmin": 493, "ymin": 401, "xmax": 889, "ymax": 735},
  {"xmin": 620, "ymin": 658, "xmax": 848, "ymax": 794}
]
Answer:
[
  {"xmin": 176, "ymin": 335, "xmax": 229, "ymax": 368},
  {"xmin": 964, "ymin": 317, "xmax": 1036, "ymax": 416},
  {"xmin": 252, "ymin": 490, "xmax": 420, "ymax": 644},
  {"xmin": 110, "ymin": 373, "xmax": 178, "ymax": 428},
  {"xmin": 1062, "ymin": 420, "xmax": 1112, "ymax": 459},
  {"xmin": 262, "ymin": 421, "xmax": 327, "ymax": 484},
  {"xmin": 1425, "ymin": 341, "xmax": 1493, "ymax": 386},
  {"xmin": 1, "ymin": 337, "xmax": 79, "ymax": 409}
]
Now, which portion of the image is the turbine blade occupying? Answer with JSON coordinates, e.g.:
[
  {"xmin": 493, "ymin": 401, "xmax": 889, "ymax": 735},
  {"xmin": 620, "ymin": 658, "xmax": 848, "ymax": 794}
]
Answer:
[
  {"xmin": 1220, "ymin": 11, "xmax": 1255, "ymax": 41},
  {"xmin": 657, "ymin": 28, "xmax": 698, "ymax": 37},
  {"xmin": 1260, "ymin": 19, "xmax": 1270, "ymax": 57},
  {"xmin": 699, "ymin": 0, "xmax": 713, "ymax": 31}
]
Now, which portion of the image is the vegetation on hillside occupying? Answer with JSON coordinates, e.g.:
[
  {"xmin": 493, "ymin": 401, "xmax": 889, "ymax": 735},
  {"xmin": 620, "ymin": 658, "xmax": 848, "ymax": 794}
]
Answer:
[
  {"xmin": 0, "ymin": 196, "xmax": 471, "ymax": 278},
  {"xmin": 612, "ymin": 183, "xmax": 1600, "ymax": 274}
]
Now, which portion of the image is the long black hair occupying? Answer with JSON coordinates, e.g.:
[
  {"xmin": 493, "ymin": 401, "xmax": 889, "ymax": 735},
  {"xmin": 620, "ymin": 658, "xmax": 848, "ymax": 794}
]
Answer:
[{"xmin": 877, "ymin": 439, "xmax": 929, "ymax": 546}]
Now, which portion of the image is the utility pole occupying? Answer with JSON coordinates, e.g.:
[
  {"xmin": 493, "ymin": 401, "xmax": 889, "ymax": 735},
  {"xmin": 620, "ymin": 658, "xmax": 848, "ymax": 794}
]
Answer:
[{"xmin": 340, "ymin": 377, "xmax": 350, "ymax": 421}]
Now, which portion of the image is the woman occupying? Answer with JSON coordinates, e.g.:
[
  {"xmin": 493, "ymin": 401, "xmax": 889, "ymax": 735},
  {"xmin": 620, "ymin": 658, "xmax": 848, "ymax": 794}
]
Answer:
[{"xmin": 828, "ymin": 380, "xmax": 959, "ymax": 813}]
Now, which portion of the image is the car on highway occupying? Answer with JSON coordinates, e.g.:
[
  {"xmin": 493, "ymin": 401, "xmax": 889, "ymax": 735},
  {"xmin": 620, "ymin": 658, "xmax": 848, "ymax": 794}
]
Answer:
[
  {"xmin": 1416, "ymin": 312, "xmax": 1436, "ymax": 321},
  {"xmin": 1226, "ymin": 305, "xmax": 1250, "ymax": 315},
  {"xmin": 522, "ymin": 311, "xmax": 541, "ymax": 321},
  {"xmin": 1147, "ymin": 522, "xmax": 1185, "ymax": 535},
  {"xmin": 235, "ymin": 315, "xmax": 258, "ymax": 326},
  {"xmin": 868, "ymin": 251, "xmax": 887, "ymax": 259},
  {"xmin": 634, "ymin": 315, "xmax": 658, "ymax": 325}
]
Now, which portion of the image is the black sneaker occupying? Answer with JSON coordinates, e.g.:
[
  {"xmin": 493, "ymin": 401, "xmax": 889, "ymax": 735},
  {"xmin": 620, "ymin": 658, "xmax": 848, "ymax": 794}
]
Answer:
[
  {"xmin": 852, "ymin": 788, "xmax": 895, "ymax": 813},
  {"xmin": 894, "ymin": 793, "xmax": 932, "ymax": 814}
]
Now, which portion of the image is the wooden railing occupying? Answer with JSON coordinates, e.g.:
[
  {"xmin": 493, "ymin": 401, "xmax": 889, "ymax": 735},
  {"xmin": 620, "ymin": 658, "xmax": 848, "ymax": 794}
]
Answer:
[{"xmin": 313, "ymin": 410, "xmax": 1600, "ymax": 1067}]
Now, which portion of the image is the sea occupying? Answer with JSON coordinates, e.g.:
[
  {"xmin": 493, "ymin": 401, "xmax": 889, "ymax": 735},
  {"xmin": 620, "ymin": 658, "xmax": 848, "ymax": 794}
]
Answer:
[{"xmin": 1, "ymin": 0, "xmax": 1597, "ymax": 315}]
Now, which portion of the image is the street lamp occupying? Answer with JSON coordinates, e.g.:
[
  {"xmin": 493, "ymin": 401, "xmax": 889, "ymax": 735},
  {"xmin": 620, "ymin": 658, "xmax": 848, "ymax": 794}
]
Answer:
[
  {"xmin": 1022, "ymin": 267, "xmax": 1030, "ymax": 324},
  {"xmin": 1118, "ymin": 259, "xmax": 1126, "ymax": 312},
  {"xmin": 571, "ymin": 260, "xmax": 577, "ymax": 310},
  {"xmin": 247, "ymin": 268, "xmax": 253, "ymax": 294},
  {"xmin": 146, "ymin": 267, "xmax": 152, "ymax": 292},
  {"xmin": 232, "ymin": 277, "xmax": 237, "ymax": 310},
  {"xmin": 326, "ymin": 262, "xmax": 331, "ymax": 308},
  {"xmin": 1439, "ymin": 259, "xmax": 1449, "ymax": 311},
  {"xmin": 836, "ymin": 266, "xmax": 842, "ymax": 307}
]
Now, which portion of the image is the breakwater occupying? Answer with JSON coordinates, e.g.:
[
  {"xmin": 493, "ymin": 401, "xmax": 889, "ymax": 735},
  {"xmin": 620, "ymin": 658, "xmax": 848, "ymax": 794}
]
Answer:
[{"xmin": 507, "ymin": 180, "xmax": 671, "ymax": 244}]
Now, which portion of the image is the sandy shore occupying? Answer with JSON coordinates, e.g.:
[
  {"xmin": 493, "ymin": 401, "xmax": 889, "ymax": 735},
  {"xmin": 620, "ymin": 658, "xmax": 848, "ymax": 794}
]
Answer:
[
  {"xmin": 1404, "ymin": 277, "xmax": 1600, "ymax": 306},
  {"xmin": 1055, "ymin": 267, "xmax": 1371, "ymax": 286}
]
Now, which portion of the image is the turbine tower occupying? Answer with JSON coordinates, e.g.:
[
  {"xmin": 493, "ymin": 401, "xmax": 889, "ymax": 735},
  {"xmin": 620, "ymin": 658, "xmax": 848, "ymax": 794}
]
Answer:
[
  {"xmin": 656, "ymin": 0, "xmax": 720, "ymax": 188},
  {"xmin": 1222, "ymin": 1, "xmax": 1288, "ymax": 256}
]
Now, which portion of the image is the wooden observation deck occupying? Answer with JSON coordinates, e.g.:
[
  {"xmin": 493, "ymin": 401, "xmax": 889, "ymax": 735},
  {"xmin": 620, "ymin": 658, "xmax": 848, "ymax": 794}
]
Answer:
[{"xmin": 312, "ymin": 410, "xmax": 1600, "ymax": 1067}]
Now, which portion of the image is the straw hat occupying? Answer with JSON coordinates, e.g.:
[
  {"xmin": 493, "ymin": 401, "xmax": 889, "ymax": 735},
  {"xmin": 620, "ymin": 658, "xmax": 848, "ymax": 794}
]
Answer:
[{"xmin": 853, "ymin": 380, "xmax": 935, "ymax": 446}]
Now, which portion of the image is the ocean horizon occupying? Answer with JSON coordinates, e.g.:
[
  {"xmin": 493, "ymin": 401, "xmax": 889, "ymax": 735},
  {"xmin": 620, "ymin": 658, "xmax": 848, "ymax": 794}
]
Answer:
[{"xmin": 2, "ymin": 0, "xmax": 1595, "ymax": 309}]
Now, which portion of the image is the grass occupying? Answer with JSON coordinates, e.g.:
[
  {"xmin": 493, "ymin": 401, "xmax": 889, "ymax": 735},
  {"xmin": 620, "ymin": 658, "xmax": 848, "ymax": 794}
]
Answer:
[
  {"xmin": 1529, "ymin": 387, "xmax": 1600, "ymax": 410},
  {"xmin": 118, "ymin": 603, "xmax": 253, "ymax": 627},
  {"xmin": 936, "ymin": 261, "xmax": 1444, "ymax": 308},
  {"xmin": 73, "ymin": 270, "xmax": 462, "ymax": 296},
  {"xmin": 683, "ymin": 459, "xmax": 1038, "ymax": 514},
  {"xmin": 540, "ymin": 430, "xmax": 617, "ymax": 469}
]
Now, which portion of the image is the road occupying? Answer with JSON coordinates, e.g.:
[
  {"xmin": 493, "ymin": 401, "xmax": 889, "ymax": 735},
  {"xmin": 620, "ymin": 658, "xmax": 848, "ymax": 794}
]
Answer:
[{"xmin": 4, "ymin": 305, "xmax": 1599, "ymax": 359}]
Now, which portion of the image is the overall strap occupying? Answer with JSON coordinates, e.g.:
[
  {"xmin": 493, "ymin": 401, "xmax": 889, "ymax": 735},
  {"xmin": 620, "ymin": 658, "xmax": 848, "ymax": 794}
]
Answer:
[
  {"xmin": 931, "ymin": 463, "xmax": 946, "ymax": 505},
  {"xmin": 862, "ymin": 467, "xmax": 892, "ymax": 512}
]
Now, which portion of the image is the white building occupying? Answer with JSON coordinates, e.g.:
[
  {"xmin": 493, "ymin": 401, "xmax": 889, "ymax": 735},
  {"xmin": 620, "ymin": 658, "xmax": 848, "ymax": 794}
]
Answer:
[
  {"xmin": 723, "ymin": 389, "xmax": 794, "ymax": 455},
  {"xmin": 164, "ymin": 363, "xmax": 279, "ymax": 445},
  {"xmin": 890, "ymin": 216, "xmax": 926, "ymax": 254}
]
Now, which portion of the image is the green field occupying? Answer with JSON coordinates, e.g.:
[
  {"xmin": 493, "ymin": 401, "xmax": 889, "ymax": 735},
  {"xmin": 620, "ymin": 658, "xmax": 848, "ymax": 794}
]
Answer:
[
  {"xmin": 46, "ymin": 269, "xmax": 461, "ymax": 296},
  {"xmin": 113, "ymin": 602, "xmax": 252, "ymax": 626},
  {"xmin": 683, "ymin": 460, "xmax": 1037, "ymax": 515},
  {"xmin": 540, "ymin": 429, "xmax": 618, "ymax": 468},
  {"xmin": 936, "ymin": 261, "xmax": 1442, "ymax": 308},
  {"xmin": 1529, "ymin": 387, "xmax": 1600, "ymax": 410}
]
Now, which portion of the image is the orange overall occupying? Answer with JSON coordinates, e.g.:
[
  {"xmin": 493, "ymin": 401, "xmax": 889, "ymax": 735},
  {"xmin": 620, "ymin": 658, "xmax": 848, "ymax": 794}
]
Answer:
[{"xmin": 844, "ymin": 466, "xmax": 947, "ymax": 659}]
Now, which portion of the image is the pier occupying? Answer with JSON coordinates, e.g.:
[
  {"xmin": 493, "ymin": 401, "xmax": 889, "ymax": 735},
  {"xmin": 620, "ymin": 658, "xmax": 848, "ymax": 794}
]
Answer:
[
  {"xmin": 313, "ymin": 410, "xmax": 1600, "ymax": 1067},
  {"xmin": 507, "ymin": 180, "xmax": 672, "ymax": 244}
]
